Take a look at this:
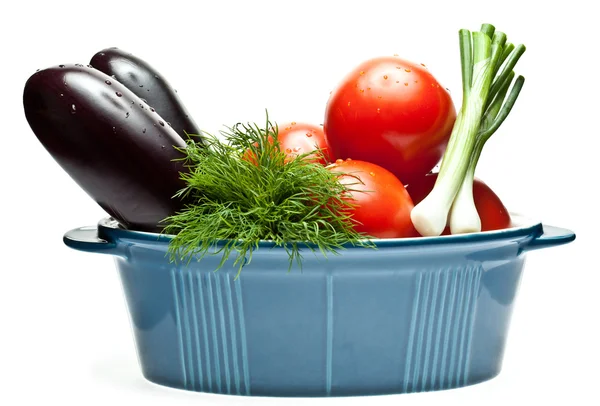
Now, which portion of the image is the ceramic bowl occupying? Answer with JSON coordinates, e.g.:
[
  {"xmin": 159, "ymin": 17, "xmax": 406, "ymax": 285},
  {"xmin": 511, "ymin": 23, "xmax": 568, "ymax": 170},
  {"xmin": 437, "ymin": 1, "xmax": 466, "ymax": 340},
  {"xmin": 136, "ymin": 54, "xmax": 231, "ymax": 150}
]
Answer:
[{"xmin": 64, "ymin": 215, "xmax": 575, "ymax": 397}]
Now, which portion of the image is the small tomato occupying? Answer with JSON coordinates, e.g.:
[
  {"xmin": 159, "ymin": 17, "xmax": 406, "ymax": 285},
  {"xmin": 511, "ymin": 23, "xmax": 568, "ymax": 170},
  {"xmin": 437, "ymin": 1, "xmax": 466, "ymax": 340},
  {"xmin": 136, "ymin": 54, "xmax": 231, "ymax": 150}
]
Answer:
[{"xmin": 328, "ymin": 159, "xmax": 417, "ymax": 238}]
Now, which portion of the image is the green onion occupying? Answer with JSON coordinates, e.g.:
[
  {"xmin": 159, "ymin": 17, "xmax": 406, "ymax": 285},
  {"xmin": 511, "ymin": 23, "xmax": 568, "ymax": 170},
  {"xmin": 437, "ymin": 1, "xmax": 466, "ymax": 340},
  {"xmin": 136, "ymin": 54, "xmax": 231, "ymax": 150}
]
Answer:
[{"xmin": 410, "ymin": 23, "xmax": 526, "ymax": 236}]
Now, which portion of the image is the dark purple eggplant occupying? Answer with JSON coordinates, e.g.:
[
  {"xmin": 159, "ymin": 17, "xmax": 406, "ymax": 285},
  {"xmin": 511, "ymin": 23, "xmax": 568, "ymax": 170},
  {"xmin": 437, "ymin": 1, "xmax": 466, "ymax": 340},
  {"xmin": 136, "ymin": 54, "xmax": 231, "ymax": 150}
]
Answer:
[
  {"xmin": 23, "ymin": 64, "xmax": 189, "ymax": 232},
  {"xmin": 90, "ymin": 48, "xmax": 202, "ymax": 142}
]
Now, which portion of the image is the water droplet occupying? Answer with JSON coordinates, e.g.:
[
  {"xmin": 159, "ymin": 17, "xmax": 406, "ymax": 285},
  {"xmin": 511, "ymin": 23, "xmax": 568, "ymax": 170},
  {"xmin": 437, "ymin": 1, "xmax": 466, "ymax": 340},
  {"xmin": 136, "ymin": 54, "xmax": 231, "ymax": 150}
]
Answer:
[
  {"xmin": 112, "ymin": 127, "xmax": 117, "ymax": 134},
  {"xmin": 141, "ymin": 98, "xmax": 147, "ymax": 103},
  {"xmin": 415, "ymin": 80, "xmax": 419, "ymax": 83},
  {"xmin": 167, "ymin": 122, "xmax": 172, "ymax": 127},
  {"xmin": 377, "ymin": 96, "xmax": 382, "ymax": 99},
  {"xmin": 161, "ymin": 145, "xmax": 165, "ymax": 149},
  {"xmin": 306, "ymin": 133, "xmax": 313, "ymax": 137},
  {"xmin": 335, "ymin": 159, "xmax": 344, "ymax": 164},
  {"xmin": 359, "ymin": 71, "xmax": 365, "ymax": 76},
  {"xmin": 377, "ymin": 108, "xmax": 381, "ymax": 113},
  {"xmin": 63, "ymin": 81, "xmax": 67, "ymax": 86},
  {"xmin": 383, "ymin": 75, "xmax": 388, "ymax": 80},
  {"xmin": 70, "ymin": 104, "xmax": 76, "ymax": 114},
  {"xmin": 421, "ymin": 63, "xmax": 427, "ymax": 67},
  {"xmin": 360, "ymin": 89, "xmax": 365, "ymax": 93},
  {"xmin": 150, "ymin": 107, "xmax": 155, "ymax": 112},
  {"xmin": 367, "ymin": 87, "xmax": 371, "ymax": 91},
  {"xmin": 131, "ymin": 101, "xmax": 135, "ymax": 105},
  {"xmin": 35, "ymin": 69, "xmax": 40, "ymax": 72},
  {"xmin": 115, "ymin": 91, "xmax": 122, "ymax": 97},
  {"xmin": 291, "ymin": 121, "xmax": 297, "ymax": 125},
  {"xmin": 59, "ymin": 64, "xmax": 65, "ymax": 68},
  {"xmin": 369, "ymin": 171, "xmax": 375, "ymax": 177},
  {"xmin": 346, "ymin": 158, "xmax": 352, "ymax": 161},
  {"xmin": 111, "ymin": 75, "xmax": 116, "ymax": 79},
  {"xmin": 140, "ymin": 104, "xmax": 144, "ymax": 109},
  {"xmin": 86, "ymin": 64, "xmax": 93, "ymax": 68},
  {"xmin": 405, "ymin": 68, "xmax": 411, "ymax": 72},
  {"xmin": 60, "ymin": 93, "xmax": 64, "ymax": 97},
  {"xmin": 396, "ymin": 81, "xmax": 400, "ymax": 83},
  {"xmin": 75, "ymin": 63, "xmax": 84, "ymax": 67},
  {"xmin": 139, "ymin": 84, "xmax": 144, "ymax": 87},
  {"xmin": 99, "ymin": 52, "xmax": 105, "ymax": 56},
  {"xmin": 293, "ymin": 146, "xmax": 301, "ymax": 152},
  {"xmin": 154, "ymin": 75, "xmax": 159, "ymax": 79},
  {"xmin": 125, "ymin": 112, "xmax": 130, "ymax": 118},
  {"xmin": 143, "ymin": 128, "xmax": 147, "ymax": 133},
  {"xmin": 174, "ymin": 89, "xmax": 178, "ymax": 93},
  {"xmin": 159, "ymin": 121, "xmax": 165, "ymax": 126},
  {"xmin": 404, "ymin": 82, "xmax": 408, "ymax": 86},
  {"xmin": 347, "ymin": 101, "xmax": 351, "ymax": 107},
  {"xmin": 105, "ymin": 80, "xmax": 112, "ymax": 85},
  {"xmin": 285, "ymin": 148, "xmax": 292, "ymax": 153}
]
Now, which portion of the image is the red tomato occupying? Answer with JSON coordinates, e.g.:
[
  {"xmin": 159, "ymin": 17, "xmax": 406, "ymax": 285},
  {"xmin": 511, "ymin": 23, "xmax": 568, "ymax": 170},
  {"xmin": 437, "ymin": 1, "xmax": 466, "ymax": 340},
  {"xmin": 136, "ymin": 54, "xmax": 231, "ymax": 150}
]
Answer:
[
  {"xmin": 328, "ymin": 159, "xmax": 417, "ymax": 238},
  {"xmin": 243, "ymin": 122, "xmax": 331, "ymax": 165},
  {"xmin": 324, "ymin": 56, "xmax": 456, "ymax": 185},
  {"xmin": 276, "ymin": 122, "xmax": 332, "ymax": 165},
  {"xmin": 406, "ymin": 173, "xmax": 512, "ymax": 233}
]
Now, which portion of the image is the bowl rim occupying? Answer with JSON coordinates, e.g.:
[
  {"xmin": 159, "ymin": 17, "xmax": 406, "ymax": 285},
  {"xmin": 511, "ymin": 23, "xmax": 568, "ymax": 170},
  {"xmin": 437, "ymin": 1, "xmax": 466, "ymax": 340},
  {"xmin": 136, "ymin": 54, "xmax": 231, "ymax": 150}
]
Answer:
[{"xmin": 97, "ymin": 213, "xmax": 543, "ymax": 249}]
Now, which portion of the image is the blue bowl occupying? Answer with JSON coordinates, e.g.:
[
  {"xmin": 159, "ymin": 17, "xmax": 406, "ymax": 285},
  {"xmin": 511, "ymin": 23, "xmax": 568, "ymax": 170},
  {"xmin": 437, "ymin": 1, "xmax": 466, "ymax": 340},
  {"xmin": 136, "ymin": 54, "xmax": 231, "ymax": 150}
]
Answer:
[{"xmin": 64, "ymin": 215, "xmax": 575, "ymax": 397}]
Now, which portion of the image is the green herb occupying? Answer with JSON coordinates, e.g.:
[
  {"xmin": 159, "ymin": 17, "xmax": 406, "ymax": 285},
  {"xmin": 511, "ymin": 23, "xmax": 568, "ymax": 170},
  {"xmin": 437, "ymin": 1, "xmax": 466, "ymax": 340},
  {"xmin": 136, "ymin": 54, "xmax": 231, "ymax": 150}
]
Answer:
[
  {"xmin": 411, "ymin": 23, "xmax": 525, "ymax": 236},
  {"xmin": 161, "ymin": 113, "xmax": 374, "ymax": 276}
]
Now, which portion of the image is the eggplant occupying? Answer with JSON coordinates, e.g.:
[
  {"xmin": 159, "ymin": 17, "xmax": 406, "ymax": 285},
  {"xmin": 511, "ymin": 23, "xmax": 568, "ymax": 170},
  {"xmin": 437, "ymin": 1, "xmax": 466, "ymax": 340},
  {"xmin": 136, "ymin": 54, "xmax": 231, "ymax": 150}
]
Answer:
[
  {"xmin": 23, "ymin": 64, "xmax": 189, "ymax": 232},
  {"xmin": 90, "ymin": 48, "xmax": 202, "ymax": 141}
]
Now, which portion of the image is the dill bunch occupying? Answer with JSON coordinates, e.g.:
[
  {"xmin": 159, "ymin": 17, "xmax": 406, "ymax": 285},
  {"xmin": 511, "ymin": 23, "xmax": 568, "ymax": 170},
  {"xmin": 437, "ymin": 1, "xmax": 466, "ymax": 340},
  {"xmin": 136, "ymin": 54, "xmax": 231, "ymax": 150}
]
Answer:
[{"xmin": 162, "ymin": 114, "xmax": 374, "ymax": 275}]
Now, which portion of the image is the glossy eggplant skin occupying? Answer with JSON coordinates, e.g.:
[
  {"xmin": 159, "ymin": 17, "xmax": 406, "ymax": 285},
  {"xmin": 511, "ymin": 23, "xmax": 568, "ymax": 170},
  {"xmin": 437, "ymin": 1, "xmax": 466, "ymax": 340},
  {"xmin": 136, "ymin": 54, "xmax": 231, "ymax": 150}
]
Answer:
[
  {"xmin": 90, "ymin": 48, "xmax": 202, "ymax": 141},
  {"xmin": 23, "ymin": 64, "xmax": 189, "ymax": 232}
]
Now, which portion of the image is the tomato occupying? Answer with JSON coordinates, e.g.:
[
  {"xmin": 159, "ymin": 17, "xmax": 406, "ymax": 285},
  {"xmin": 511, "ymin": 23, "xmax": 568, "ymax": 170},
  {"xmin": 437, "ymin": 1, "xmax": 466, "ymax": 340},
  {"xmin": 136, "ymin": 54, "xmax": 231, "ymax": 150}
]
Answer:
[
  {"xmin": 328, "ymin": 159, "xmax": 417, "ymax": 238},
  {"xmin": 243, "ymin": 122, "xmax": 331, "ymax": 165},
  {"xmin": 406, "ymin": 173, "xmax": 512, "ymax": 233},
  {"xmin": 275, "ymin": 122, "xmax": 332, "ymax": 165},
  {"xmin": 324, "ymin": 56, "xmax": 456, "ymax": 185}
]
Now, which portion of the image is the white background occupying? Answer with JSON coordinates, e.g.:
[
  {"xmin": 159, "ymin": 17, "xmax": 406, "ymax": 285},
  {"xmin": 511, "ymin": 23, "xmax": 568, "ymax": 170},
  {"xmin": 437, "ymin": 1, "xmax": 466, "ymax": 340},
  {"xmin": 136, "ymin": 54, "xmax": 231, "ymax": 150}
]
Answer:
[{"xmin": 1, "ymin": 0, "xmax": 596, "ymax": 405}]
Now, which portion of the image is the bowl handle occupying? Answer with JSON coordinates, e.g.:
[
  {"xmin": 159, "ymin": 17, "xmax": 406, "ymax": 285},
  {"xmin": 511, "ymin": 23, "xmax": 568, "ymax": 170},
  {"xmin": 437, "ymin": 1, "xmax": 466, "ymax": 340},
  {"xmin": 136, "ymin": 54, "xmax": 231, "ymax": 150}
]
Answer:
[
  {"xmin": 63, "ymin": 225, "xmax": 125, "ymax": 257},
  {"xmin": 523, "ymin": 224, "xmax": 576, "ymax": 252}
]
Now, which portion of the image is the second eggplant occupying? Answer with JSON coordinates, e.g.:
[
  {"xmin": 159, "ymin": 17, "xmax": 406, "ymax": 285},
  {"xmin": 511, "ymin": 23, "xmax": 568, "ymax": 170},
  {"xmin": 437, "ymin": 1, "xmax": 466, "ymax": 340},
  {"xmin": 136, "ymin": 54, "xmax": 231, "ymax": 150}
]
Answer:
[
  {"xmin": 90, "ymin": 48, "xmax": 202, "ymax": 142},
  {"xmin": 23, "ymin": 64, "xmax": 189, "ymax": 232}
]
